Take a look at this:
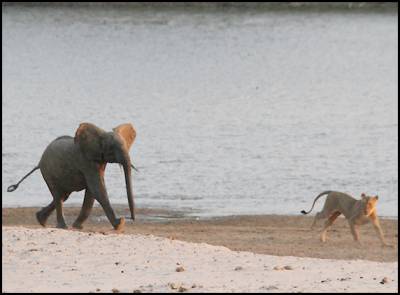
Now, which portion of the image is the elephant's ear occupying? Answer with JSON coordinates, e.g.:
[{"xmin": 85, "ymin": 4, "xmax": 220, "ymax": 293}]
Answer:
[
  {"xmin": 74, "ymin": 123, "xmax": 104, "ymax": 161},
  {"xmin": 113, "ymin": 123, "xmax": 136, "ymax": 151}
]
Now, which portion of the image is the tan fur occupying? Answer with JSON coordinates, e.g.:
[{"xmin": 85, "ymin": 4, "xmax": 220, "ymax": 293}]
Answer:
[
  {"xmin": 113, "ymin": 123, "xmax": 136, "ymax": 151},
  {"xmin": 302, "ymin": 191, "xmax": 392, "ymax": 247}
]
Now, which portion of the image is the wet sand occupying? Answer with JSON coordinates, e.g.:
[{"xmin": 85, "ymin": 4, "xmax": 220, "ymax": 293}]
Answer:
[{"xmin": 2, "ymin": 206, "xmax": 397, "ymax": 262}]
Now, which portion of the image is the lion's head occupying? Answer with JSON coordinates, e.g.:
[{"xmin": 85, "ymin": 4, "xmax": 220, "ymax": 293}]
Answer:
[{"xmin": 361, "ymin": 193, "xmax": 379, "ymax": 216}]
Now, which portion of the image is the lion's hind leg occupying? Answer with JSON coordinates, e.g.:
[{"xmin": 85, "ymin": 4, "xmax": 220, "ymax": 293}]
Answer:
[
  {"xmin": 310, "ymin": 211, "xmax": 328, "ymax": 230},
  {"xmin": 320, "ymin": 211, "xmax": 341, "ymax": 242}
]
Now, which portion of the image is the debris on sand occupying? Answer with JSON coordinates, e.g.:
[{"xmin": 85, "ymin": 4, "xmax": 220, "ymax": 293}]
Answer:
[
  {"xmin": 168, "ymin": 282, "xmax": 179, "ymax": 290},
  {"xmin": 274, "ymin": 265, "xmax": 293, "ymax": 271},
  {"xmin": 260, "ymin": 285, "xmax": 279, "ymax": 290},
  {"xmin": 178, "ymin": 286, "xmax": 188, "ymax": 292},
  {"xmin": 176, "ymin": 266, "xmax": 185, "ymax": 272},
  {"xmin": 380, "ymin": 277, "xmax": 389, "ymax": 284},
  {"xmin": 168, "ymin": 282, "xmax": 188, "ymax": 292}
]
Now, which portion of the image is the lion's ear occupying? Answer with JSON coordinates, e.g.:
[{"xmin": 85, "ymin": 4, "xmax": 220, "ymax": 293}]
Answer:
[{"xmin": 375, "ymin": 195, "xmax": 379, "ymax": 200}]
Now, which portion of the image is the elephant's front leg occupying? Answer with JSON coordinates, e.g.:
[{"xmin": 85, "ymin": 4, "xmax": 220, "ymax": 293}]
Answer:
[
  {"xmin": 72, "ymin": 189, "xmax": 95, "ymax": 229},
  {"xmin": 55, "ymin": 192, "xmax": 70, "ymax": 229},
  {"xmin": 84, "ymin": 171, "xmax": 125, "ymax": 231}
]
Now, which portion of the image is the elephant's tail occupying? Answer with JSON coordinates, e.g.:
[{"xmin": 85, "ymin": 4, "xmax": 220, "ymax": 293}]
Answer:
[
  {"xmin": 7, "ymin": 165, "xmax": 40, "ymax": 192},
  {"xmin": 300, "ymin": 191, "xmax": 332, "ymax": 215}
]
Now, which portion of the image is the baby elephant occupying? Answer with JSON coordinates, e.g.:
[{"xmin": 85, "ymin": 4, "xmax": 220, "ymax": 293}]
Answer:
[
  {"xmin": 7, "ymin": 122, "xmax": 137, "ymax": 231},
  {"xmin": 301, "ymin": 191, "xmax": 392, "ymax": 247}
]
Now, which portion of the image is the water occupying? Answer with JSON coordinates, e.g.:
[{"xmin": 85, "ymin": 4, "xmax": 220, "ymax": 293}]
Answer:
[{"xmin": 2, "ymin": 4, "xmax": 398, "ymax": 218}]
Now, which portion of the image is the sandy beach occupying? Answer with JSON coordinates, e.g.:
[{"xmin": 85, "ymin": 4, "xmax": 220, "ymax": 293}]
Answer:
[{"xmin": 2, "ymin": 207, "xmax": 398, "ymax": 292}]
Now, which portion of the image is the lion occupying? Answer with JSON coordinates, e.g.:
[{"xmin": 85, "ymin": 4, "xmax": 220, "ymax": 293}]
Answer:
[{"xmin": 301, "ymin": 191, "xmax": 392, "ymax": 247}]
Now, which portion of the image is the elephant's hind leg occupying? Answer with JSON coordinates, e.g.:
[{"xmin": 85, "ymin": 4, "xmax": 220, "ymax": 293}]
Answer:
[
  {"xmin": 36, "ymin": 201, "xmax": 56, "ymax": 227},
  {"xmin": 45, "ymin": 180, "xmax": 70, "ymax": 229},
  {"xmin": 72, "ymin": 189, "xmax": 95, "ymax": 229}
]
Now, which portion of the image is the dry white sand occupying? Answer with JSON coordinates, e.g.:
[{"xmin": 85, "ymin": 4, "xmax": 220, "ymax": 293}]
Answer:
[{"xmin": 2, "ymin": 226, "xmax": 398, "ymax": 293}]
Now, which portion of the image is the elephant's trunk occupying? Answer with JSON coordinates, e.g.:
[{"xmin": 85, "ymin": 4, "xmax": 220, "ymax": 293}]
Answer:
[{"xmin": 122, "ymin": 155, "xmax": 135, "ymax": 220}]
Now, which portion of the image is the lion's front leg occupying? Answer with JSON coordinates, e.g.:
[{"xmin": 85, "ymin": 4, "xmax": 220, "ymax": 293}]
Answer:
[
  {"xmin": 369, "ymin": 212, "xmax": 393, "ymax": 247},
  {"xmin": 348, "ymin": 219, "xmax": 362, "ymax": 245}
]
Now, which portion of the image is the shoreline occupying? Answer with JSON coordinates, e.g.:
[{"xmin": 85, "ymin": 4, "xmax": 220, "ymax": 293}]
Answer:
[
  {"xmin": 3, "ymin": 204, "xmax": 398, "ymax": 221},
  {"xmin": 3, "ymin": 206, "xmax": 398, "ymax": 263}
]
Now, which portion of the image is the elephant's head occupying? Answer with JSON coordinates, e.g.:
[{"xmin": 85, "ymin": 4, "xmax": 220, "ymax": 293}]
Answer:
[{"xmin": 74, "ymin": 122, "xmax": 136, "ymax": 220}]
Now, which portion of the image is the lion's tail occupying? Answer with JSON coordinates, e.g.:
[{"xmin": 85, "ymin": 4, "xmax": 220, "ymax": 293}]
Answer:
[{"xmin": 301, "ymin": 191, "xmax": 332, "ymax": 215}]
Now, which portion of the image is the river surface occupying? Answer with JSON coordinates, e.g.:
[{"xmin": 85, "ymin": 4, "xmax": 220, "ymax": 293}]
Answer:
[{"xmin": 2, "ymin": 4, "xmax": 398, "ymax": 218}]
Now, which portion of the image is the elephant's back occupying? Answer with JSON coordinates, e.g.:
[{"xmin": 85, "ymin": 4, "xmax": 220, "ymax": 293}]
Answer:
[
  {"xmin": 39, "ymin": 136, "xmax": 86, "ymax": 192},
  {"xmin": 41, "ymin": 136, "xmax": 75, "ymax": 158},
  {"xmin": 55, "ymin": 135, "xmax": 74, "ymax": 141},
  {"xmin": 39, "ymin": 136, "xmax": 78, "ymax": 172}
]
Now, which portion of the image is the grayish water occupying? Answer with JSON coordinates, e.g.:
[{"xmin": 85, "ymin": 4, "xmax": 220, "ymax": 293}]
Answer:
[{"xmin": 2, "ymin": 5, "xmax": 398, "ymax": 218}]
